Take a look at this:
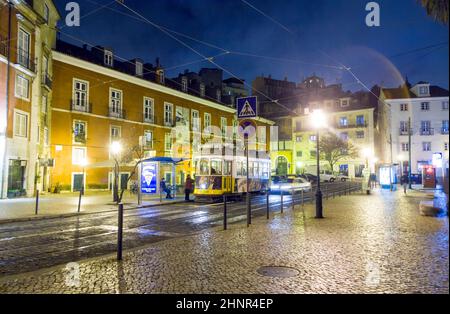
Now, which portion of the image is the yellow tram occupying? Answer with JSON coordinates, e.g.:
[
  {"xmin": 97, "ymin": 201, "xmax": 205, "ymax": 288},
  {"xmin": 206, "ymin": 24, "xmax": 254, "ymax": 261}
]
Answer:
[{"xmin": 193, "ymin": 149, "xmax": 271, "ymax": 202}]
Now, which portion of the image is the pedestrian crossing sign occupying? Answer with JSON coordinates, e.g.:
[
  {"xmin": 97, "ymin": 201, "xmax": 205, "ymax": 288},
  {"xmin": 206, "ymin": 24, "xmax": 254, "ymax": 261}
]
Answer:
[{"xmin": 237, "ymin": 96, "xmax": 257, "ymax": 119}]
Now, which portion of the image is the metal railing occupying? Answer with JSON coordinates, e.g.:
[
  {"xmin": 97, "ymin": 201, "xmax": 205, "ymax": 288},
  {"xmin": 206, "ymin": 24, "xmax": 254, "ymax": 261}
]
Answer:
[
  {"xmin": 109, "ymin": 106, "xmax": 126, "ymax": 119},
  {"xmin": 16, "ymin": 48, "xmax": 36, "ymax": 72},
  {"xmin": 70, "ymin": 100, "xmax": 92, "ymax": 113},
  {"xmin": 441, "ymin": 128, "xmax": 449, "ymax": 135},
  {"xmin": 336, "ymin": 122, "xmax": 368, "ymax": 129},
  {"xmin": 420, "ymin": 128, "xmax": 434, "ymax": 136},
  {"xmin": 399, "ymin": 128, "xmax": 410, "ymax": 135}
]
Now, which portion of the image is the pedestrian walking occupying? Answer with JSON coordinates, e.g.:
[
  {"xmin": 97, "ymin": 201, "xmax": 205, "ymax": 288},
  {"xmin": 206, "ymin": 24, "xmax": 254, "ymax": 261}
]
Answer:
[
  {"xmin": 401, "ymin": 173, "xmax": 408, "ymax": 194},
  {"xmin": 184, "ymin": 174, "xmax": 194, "ymax": 202}
]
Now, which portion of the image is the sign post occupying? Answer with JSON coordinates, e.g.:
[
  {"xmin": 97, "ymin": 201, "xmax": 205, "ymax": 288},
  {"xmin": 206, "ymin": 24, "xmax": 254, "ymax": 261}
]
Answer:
[{"xmin": 237, "ymin": 96, "xmax": 258, "ymax": 228}]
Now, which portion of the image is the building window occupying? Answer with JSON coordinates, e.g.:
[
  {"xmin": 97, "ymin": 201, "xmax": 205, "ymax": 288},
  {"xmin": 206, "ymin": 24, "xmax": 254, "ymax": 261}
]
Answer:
[
  {"xmin": 104, "ymin": 50, "xmax": 113, "ymax": 67},
  {"xmin": 143, "ymin": 97, "xmax": 154, "ymax": 123},
  {"xmin": 73, "ymin": 121, "xmax": 87, "ymax": 144},
  {"xmin": 15, "ymin": 74, "xmax": 29, "ymax": 100},
  {"xmin": 296, "ymin": 136, "xmax": 302, "ymax": 142},
  {"xmin": 72, "ymin": 147, "xmax": 86, "ymax": 165},
  {"xmin": 44, "ymin": 3, "xmax": 50, "ymax": 23},
  {"xmin": 181, "ymin": 77, "xmax": 188, "ymax": 92},
  {"xmin": 339, "ymin": 117, "xmax": 348, "ymax": 127},
  {"xmin": 442, "ymin": 120, "xmax": 449, "ymax": 134},
  {"xmin": 420, "ymin": 121, "xmax": 432, "ymax": 135},
  {"xmin": 143, "ymin": 130, "xmax": 153, "ymax": 148},
  {"xmin": 191, "ymin": 110, "xmax": 200, "ymax": 131},
  {"xmin": 400, "ymin": 121, "xmax": 409, "ymax": 134},
  {"xmin": 419, "ymin": 86, "xmax": 429, "ymax": 95},
  {"xmin": 422, "ymin": 142, "xmax": 431, "ymax": 151},
  {"xmin": 356, "ymin": 131, "xmax": 365, "ymax": 138},
  {"xmin": 443, "ymin": 101, "xmax": 449, "ymax": 110},
  {"xmin": 421, "ymin": 102, "xmax": 430, "ymax": 111},
  {"xmin": 340, "ymin": 132, "xmax": 349, "ymax": 141},
  {"xmin": 445, "ymin": 142, "xmax": 448, "ymax": 151},
  {"xmin": 401, "ymin": 143, "xmax": 409, "ymax": 152},
  {"xmin": 356, "ymin": 115, "xmax": 365, "ymax": 126},
  {"xmin": 110, "ymin": 126, "xmax": 121, "ymax": 142},
  {"xmin": 158, "ymin": 70, "xmax": 165, "ymax": 84},
  {"xmin": 400, "ymin": 103, "xmax": 408, "ymax": 111},
  {"xmin": 204, "ymin": 112, "xmax": 211, "ymax": 130},
  {"xmin": 17, "ymin": 27, "xmax": 30, "ymax": 68},
  {"xmin": 309, "ymin": 135, "xmax": 317, "ymax": 141},
  {"xmin": 73, "ymin": 79, "xmax": 89, "ymax": 109},
  {"xmin": 296, "ymin": 151, "xmax": 302, "ymax": 157},
  {"xmin": 42, "ymin": 95, "xmax": 48, "ymax": 114},
  {"xmin": 110, "ymin": 89, "xmax": 123, "ymax": 117},
  {"xmin": 340, "ymin": 99, "xmax": 349, "ymax": 107},
  {"xmin": 44, "ymin": 127, "xmax": 49, "ymax": 146},
  {"xmin": 200, "ymin": 84, "xmax": 205, "ymax": 97},
  {"xmin": 221, "ymin": 117, "xmax": 227, "ymax": 137},
  {"xmin": 136, "ymin": 61, "xmax": 143, "ymax": 76},
  {"xmin": 164, "ymin": 102, "xmax": 173, "ymax": 126},
  {"xmin": 164, "ymin": 133, "xmax": 172, "ymax": 151},
  {"xmin": 14, "ymin": 111, "xmax": 28, "ymax": 138}
]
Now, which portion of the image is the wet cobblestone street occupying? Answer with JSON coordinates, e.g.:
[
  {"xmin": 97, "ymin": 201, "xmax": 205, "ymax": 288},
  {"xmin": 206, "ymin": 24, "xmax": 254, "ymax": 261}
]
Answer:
[{"xmin": 0, "ymin": 189, "xmax": 447, "ymax": 294}]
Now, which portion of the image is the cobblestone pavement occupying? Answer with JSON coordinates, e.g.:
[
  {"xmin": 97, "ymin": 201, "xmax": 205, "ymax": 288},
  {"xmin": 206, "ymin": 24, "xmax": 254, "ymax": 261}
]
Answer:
[{"xmin": 0, "ymin": 188, "xmax": 447, "ymax": 294}]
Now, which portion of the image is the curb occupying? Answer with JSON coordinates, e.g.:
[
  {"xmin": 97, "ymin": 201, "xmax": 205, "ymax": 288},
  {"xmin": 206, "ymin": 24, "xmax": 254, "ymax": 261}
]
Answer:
[{"xmin": 0, "ymin": 199, "xmax": 185, "ymax": 225}]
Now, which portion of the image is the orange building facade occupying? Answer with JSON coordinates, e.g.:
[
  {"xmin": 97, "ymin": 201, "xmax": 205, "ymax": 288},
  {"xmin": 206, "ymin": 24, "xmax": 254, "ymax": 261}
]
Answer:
[{"xmin": 50, "ymin": 47, "xmax": 273, "ymax": 193}]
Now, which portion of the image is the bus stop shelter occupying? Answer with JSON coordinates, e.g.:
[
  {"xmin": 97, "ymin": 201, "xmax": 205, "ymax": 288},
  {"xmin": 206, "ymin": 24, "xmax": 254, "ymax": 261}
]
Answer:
[{"xmin": 138, "ymin": 157, "xmax": 187, "ymax": 202}]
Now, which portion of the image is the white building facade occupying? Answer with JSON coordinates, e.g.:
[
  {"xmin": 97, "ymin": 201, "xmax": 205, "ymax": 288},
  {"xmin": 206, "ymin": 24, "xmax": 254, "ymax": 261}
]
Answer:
[{"xmin": 379, "ymin": 82, "xmax": 449, "ymax": 181}]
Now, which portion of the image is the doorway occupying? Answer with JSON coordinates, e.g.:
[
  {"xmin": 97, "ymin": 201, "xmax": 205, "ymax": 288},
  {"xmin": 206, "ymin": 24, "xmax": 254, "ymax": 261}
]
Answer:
[{"xmin": 72, "ymin": 173, "xmax": 84, "ymax": 192}]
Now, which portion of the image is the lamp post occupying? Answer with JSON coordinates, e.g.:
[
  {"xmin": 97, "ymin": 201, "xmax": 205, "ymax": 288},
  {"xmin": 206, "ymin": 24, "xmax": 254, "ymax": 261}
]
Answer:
[
  {"xmin": 311, "ymin": 109, "xmax": 326, "ymax": 219},
  {"xmin": 110, "ymin": 141, "xmax": 122, "ymax": 203}
]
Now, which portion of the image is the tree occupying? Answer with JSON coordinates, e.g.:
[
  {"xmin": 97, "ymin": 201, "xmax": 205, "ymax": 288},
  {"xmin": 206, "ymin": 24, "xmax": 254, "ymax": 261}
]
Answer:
[
  {"xmin": 419, "ymin": 0, "xmax": 449, "ymax": 24},
  {"xmin": 318, "ymin": 133, "xmax": 358, "ymax": 174},
  {"xmin": 111, "ymin": 142, "xmax": 145, "ymax": 204}
]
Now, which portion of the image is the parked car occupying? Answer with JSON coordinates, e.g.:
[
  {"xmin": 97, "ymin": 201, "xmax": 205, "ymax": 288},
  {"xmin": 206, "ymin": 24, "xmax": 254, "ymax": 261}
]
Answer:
[
  {"xmin": 270, "ymin": 177, "xmax": 312, "ymax": 194},
  {"xmin": 336, "ymin": 174, "xmax": 349, "ymax": 182},
  {"xmin": 302, "ymin": 173, "xmax": 318, "ymax": 183},
  {"xmin": 306, "ymin": 170, "xmax": 336, "ymax": 182}
]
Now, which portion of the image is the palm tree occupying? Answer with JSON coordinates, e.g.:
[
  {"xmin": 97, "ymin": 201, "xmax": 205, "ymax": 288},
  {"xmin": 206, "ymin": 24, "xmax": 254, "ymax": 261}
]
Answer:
[{"xmin": 420, "ymin": 0, "xmax": 449, "ymax": 25}]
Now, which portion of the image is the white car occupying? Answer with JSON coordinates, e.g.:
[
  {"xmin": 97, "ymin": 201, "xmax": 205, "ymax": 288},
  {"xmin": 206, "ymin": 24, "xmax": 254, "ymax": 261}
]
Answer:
[
  {"xmin": 336, "ymin": 174, "xmax": 349, "ymax": 182},
  {"xmin": 271, "ymin": 177, "xmax": 312, "ymax": 194},
  {"xmin": 307, "ymin": 171, "xmax": 336, "ymax": 182}
]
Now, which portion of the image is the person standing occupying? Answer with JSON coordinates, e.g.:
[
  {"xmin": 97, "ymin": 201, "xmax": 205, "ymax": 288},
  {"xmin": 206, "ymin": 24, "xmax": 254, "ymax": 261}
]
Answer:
[
  {"xmin": 401, "ymin": 173, "xmax": 408, "ymax": 194},
  {"xmin": 184, "ymin": 174, "xmax": 194, "ymax": 202}
]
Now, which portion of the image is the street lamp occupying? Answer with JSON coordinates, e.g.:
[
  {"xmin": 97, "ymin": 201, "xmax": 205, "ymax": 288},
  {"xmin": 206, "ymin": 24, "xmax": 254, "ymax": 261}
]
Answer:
[
  {"xmin": 110, "ymin": 141, "xmax": 122, "ymax": 203},
  {"xmin": 311, "ymin": 109, "xmax": 326, "ymax": 219},
  {"xmin": 80, "ymin": 158, "xmax": 87, "ymax": 196}
]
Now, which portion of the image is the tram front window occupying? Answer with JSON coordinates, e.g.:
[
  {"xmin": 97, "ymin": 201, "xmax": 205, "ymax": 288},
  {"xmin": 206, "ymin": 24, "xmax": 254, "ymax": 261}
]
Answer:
[{"xmin": 199, "ymin": 158, "xmax": 209, "ymax": 175}]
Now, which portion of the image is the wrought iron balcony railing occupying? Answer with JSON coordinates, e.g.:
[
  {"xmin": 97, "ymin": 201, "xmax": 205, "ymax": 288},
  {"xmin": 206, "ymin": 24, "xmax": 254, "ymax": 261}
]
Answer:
[
  {"xmin": 42, "ymin": 73, "xmax": 52, "ymax": 89},
  {"xmin": 399, "ymin": 128, "xmax": 410, "ymax": 135},
  {"xmin": 109, "ymin": 106, "xmax": 126, "ymax": 119},
  {"xmin": 16, "ymin": 48, "xmax": 36, "ymax": 72},
  {"xmin": 70, "ymin": 100, "xmax": 92, "ymax": 113},
  {"xmin": 441, "ymin": 128, "xmax": 449, "ymax": 135},
  {"xmin": 420, "ymin": 128, "xmax": 434, "ymax": 136}
]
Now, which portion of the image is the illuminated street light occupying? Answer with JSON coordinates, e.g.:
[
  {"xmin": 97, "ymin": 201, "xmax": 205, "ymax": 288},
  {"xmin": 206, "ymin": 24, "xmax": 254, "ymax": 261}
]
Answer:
[
  {"xmin": 312, "ymin": 109, "xmax": 326, "ymax": 219},
  {"xmin": 110, "ymin": 141, "xmax": 122, "ymax": 155}
]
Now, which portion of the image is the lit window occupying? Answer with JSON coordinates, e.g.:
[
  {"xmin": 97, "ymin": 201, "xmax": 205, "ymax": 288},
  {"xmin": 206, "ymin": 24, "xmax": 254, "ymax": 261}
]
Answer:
[
  {"xmin": 14, "ymin": 112, "xmax": 28, "ymax": 137},
  {"xmin": 72, "ymin": 147, "xmax": 86, "ymax": 165},
  {"xmin": 191, "ymin": 110, "xmax": 200, "ymax": 131},
  {"xmin": 104, "ymin": 50, "xmax": 113, "ymax": 67},
  {"xmin": 110, "ymin": 126, "xmax": 121, "ymax": 141},
  {"xmin": 296, "ymin": 136, "xmax": 302, "ymax": 142},
  {"xmin": 422, "ymin": 142, "xmax": 431, "ymax": 151},
  {"xmin": 204, "ymin": 113, "xmax": 211, "ymax": 130},
  {"xmin": 143, "ymin": 130, "xmax": 153, "ymax": 147},
  {"xmin": 73, "ymin": 121, "xmax": 86, "ymax": 143},
  {"xmin": 136, "ymin": 61, "xmax": 143, "ymax": 76},
  {"xmin": 309, "ymin": 135, "xmax": 317, "ymax": 141},
  {"xmin": 340, "ymin": 117, "xmax": 348, "ymax": 127}
]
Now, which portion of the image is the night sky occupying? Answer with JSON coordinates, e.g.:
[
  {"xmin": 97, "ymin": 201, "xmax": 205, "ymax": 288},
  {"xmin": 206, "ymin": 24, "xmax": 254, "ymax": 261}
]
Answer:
[{"xmin": 54, "ymin": 0, "xmax": 449, "ymax": 93}]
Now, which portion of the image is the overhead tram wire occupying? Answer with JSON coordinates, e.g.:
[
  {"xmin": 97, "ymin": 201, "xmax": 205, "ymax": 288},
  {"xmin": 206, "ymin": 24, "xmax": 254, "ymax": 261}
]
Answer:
[
  {"xmin": 82, "ymin": 0, "xmax": 342, "ymax": 71},
  {"xmin": 114, "ymin": 0, "xmax": 300, "ymax": 116}
]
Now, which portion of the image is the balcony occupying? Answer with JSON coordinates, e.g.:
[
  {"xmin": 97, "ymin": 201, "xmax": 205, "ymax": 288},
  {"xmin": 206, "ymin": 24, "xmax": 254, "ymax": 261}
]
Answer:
[
  {"xmin": 441, "ymin": 128, "xmax": 449, "ymax": 135},
  {"xmin": 399, "ymin": 128, "xmax": 410, "ymax": 136},
  {"xmin": 141, "ymin": 140, "xmax": 154, "ymax": 150},
  {"xmin": 42, "ymin": 73, "xmax": 52, "ymax": 90},
  {"xmin": 109, "ymin": 106, "xmax": 126, "ymax": 119},
  {"xmin": 420, "ymin": 128, "xmax": 434, "ymax": 136},
  {"xmin": 16, "ymin": 48, "xmax": 36, "ymax": 73},
  {"xmin": 143, "ymin": 115, "xmax": 155, "ymax": 124},
  {"xmin": 336, "ymin": 123, "xmax": 368, "ymax": 129},
  {"xmin": 70, "ymin": 100, "xmax": 92, "ymax": 113}
]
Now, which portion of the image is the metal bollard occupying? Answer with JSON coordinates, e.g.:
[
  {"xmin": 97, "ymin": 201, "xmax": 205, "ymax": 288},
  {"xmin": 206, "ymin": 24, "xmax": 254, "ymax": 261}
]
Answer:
[
  {"xmin": 117, "ymin": 203, "xmax": 124, "ymax": 261},
  {"xmin": 266, "ymin": 190, "xmax": 270, "ymax": 219},
  {"xmin": 280, "ymin": 190, "xmax": 284, "ymax": 213},
  {"xmin": 77, "ymin": 188, "xmax": 82, "ymax": 213},
  {"xmin": 223, "ymin": 194, "xmax": 227, "ymax": 230},
  {"xmin": 301, "ymin": 189, "xmax": 304, "ymax": 207},
  {"xmin": 159, "ymin": 190, "xmax": 162, "ymax": 203},
  {"xmin": 35, "ymin": 190, "xmax": 39, "ymax": 215},
  {"xmin": 292, "ymin": 188, "xmax": 295, "ymax": 211}
]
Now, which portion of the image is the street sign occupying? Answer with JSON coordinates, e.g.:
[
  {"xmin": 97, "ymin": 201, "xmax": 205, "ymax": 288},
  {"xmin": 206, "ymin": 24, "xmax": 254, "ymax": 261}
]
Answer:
[
  {"xmin": 237, "ymin": 96, "xmax": 257, "ymax": 119},
  {"xmin": 238, "ymin": 119, "xmax": 257, "ymax": 138}
]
